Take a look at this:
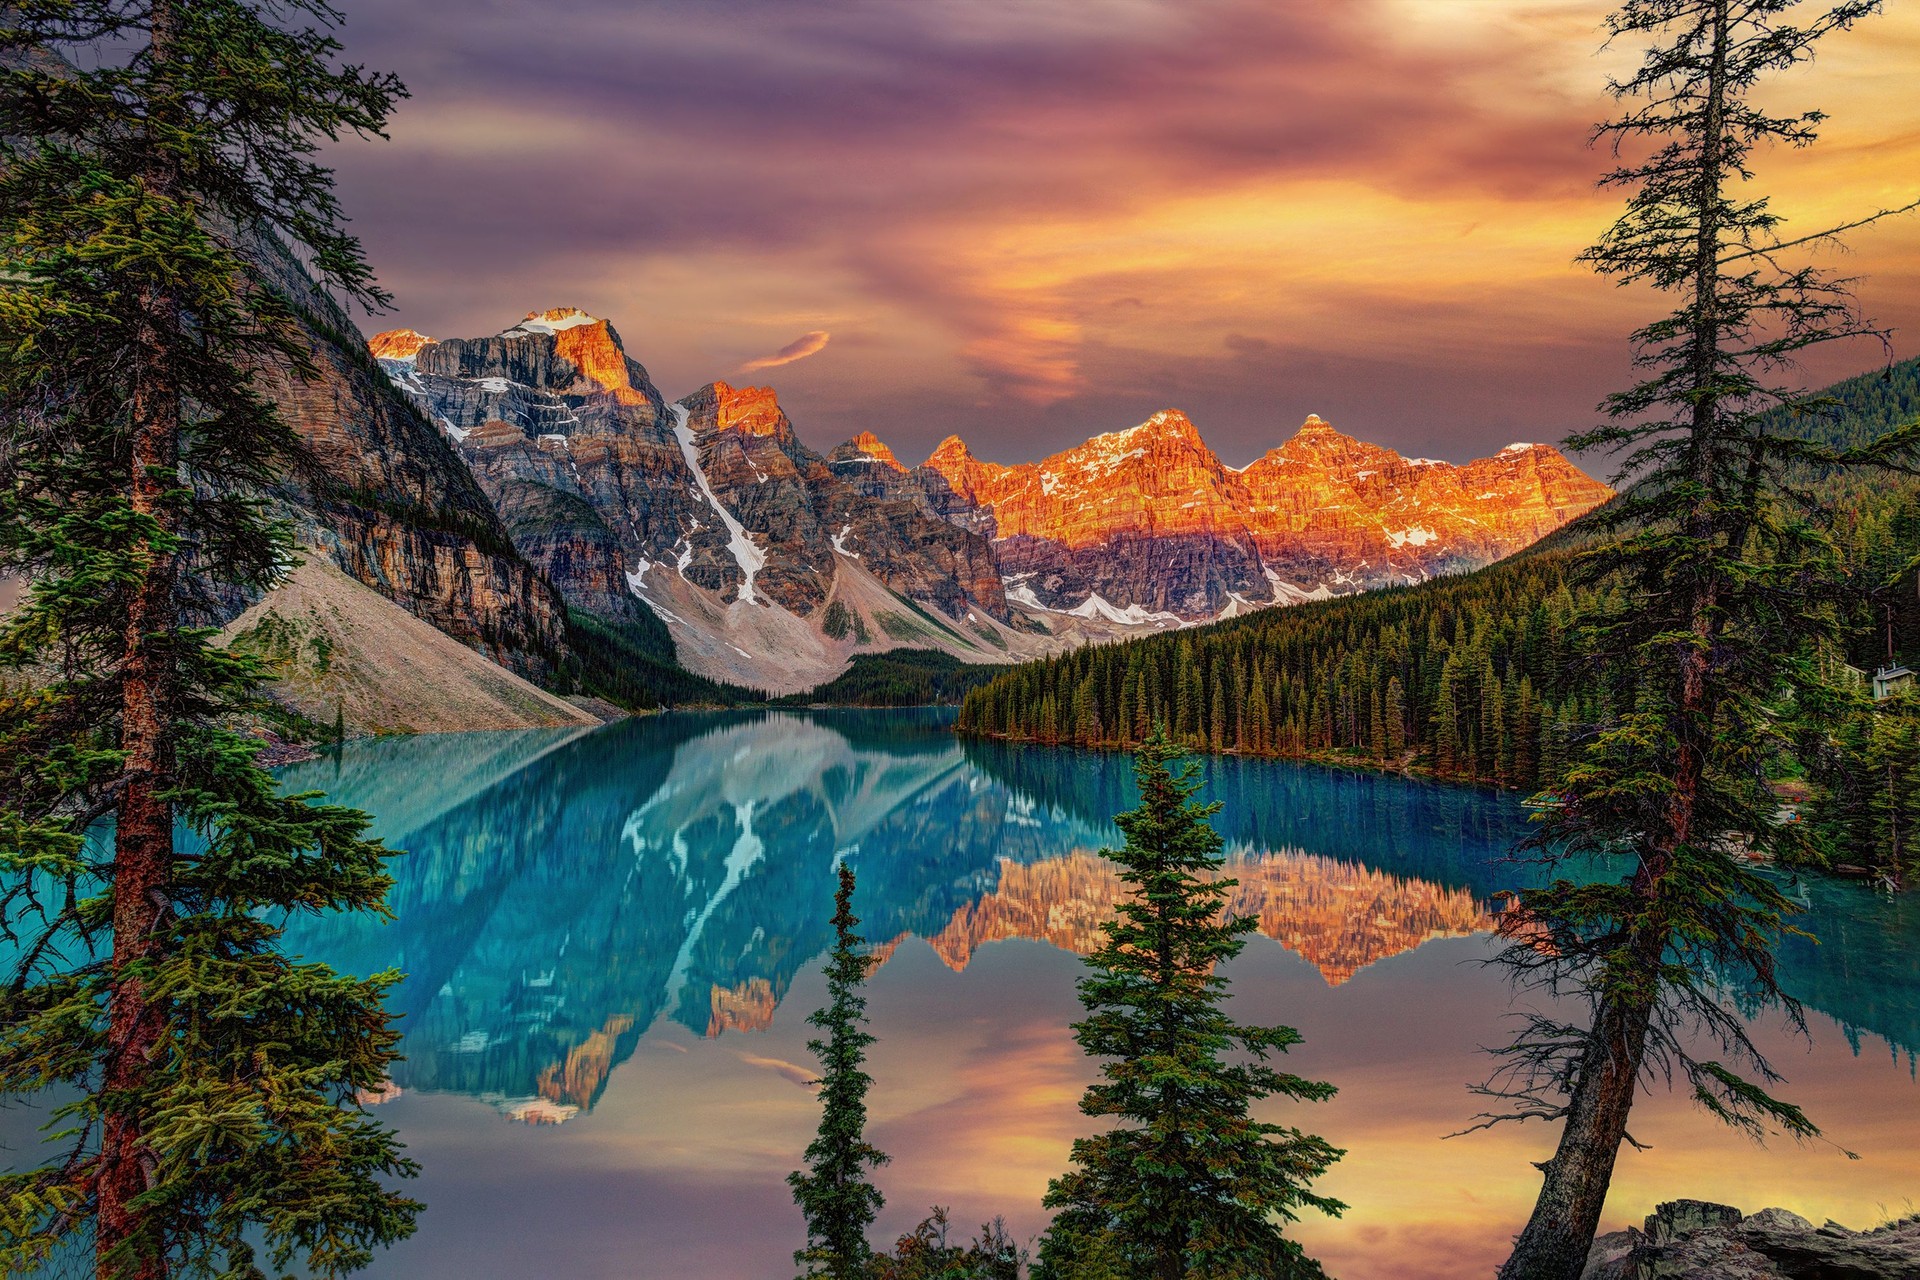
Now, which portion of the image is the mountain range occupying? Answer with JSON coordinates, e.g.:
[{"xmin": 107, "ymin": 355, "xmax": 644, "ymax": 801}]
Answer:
[{"xmin": 354, "ymin": 307, "xmax": 1611, "ymax": 695}]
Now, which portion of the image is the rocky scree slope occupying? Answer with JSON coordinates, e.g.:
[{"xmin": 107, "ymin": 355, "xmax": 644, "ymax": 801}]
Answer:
[{"xmin": 222, "ymin": 556, "xmax": 602, "ymax": 736}]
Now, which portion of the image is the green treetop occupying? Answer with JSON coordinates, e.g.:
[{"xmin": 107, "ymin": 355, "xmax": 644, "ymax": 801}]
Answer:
[
  {"xmin": 1035, "ymin": 729, "xmax": 1343, "ymax": 1280},
  {"xmin": 790, "ymin": 863, "xmax": 890, "ymax": 1280}
]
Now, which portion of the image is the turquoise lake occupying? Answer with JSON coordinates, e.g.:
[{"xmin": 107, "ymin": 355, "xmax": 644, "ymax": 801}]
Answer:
[{"xmin": 16, "ymin": 709, "xmax": 1918, "ymax": 1279}]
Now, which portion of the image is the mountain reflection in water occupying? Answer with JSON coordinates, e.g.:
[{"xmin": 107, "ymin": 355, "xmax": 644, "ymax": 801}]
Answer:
[
  {"xmin": 284, "ymin": 713, "xmax": 1502, "ymax": 1117},
  {"xmin": 275, "ymin": 710, "xmax": 1920, "ymax": 1280}
]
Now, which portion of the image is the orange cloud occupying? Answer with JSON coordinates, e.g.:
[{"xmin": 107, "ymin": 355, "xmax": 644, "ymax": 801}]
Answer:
[{"xmin": 740, "ymin": 330, "xmax": 830, "ymax": 372}]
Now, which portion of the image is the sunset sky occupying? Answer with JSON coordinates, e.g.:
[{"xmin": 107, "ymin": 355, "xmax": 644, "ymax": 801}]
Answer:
[{"xmin": 328, "ymin": 0, "xmax": 1920, "ymax": 469}]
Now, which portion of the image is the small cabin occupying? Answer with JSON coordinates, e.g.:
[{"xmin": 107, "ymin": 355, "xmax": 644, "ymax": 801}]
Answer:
[{"xmin": 1873, "ymin": 665, "xmax": 1915, "ymax": 701}]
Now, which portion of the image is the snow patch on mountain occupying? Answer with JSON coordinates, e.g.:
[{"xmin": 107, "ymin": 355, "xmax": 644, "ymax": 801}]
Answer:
[
  {"xmin": 1264, "ymin": 566, "xmax": 1337, "ymax": 604},
  {"xmin": 1002, "ymin": 578, "xmax": 1182, "ymax": 628},
  {"xmin": 670, "ymin": 403, "xmax": 767, "ymax": 605},
  {"xmin": 1066, "ymin": 593, "xmax": 1183, "ymax": 626},
  {"xmin": 1003, "ymin": 580, "xmax": 1046, "ymax": 611},
  {"xmin": 502, "ymin": 308, "xmax": 602, "ymax": 337}
]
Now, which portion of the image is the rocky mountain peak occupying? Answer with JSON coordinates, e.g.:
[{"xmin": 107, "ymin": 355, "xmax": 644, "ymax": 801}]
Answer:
[
  {"xmin": 1284, "ymin": 413, "xmax": 1360, "ymax": 445},
  {"xmin": 486, "ymin": 307, "xmax": 647, "ymax": 404},
  {"xmin": 848, "ymin": 431, "xmax": 903, "ymax": 470},
  {"xmin": 920, "ymin": 434, "xmax": 1012, "ymax": 505},
  {"xmin": 694, "ymin": 381, "xmax": 790, "ymax": 439},
  {"xmin": 368, "ymin": 328, "xmax": 435, "ymax": 361},
  {"xmin": 1137, "ymin": 407, "xmax": 1203, "ymax": 442},
  {"xmin": 1073, "ymin": 409, "xmax": 1206, "ymax": 460},
  {"xmin": 926, "ymin": 434, "xmax": 974, "ymax": 469},
  {"xmin": 1267, "ymin": 412, "xmax": 1396, "ymax": 472}
]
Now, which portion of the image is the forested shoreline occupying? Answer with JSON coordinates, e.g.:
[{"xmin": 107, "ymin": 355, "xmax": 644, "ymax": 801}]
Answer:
[{"xmin": 957, "ymin": 358, "xmax": 1920, "ymax": 880}]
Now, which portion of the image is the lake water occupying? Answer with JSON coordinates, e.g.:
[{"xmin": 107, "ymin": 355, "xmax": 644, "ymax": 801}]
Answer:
[{"xmin": 271, "ymin": 710, "xmax": 1918, "ymax": 1279}]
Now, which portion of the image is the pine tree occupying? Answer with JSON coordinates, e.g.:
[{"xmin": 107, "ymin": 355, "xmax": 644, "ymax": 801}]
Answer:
[
  {"xmin": 1434, "ymin": 656, "xmax": 1462, "ymax": 775},
  {"xmin": 1385, "ymin": 676, "xmax": 1408, "ymax": 759},
  {"xmin": 1034, "ymin": 730, "xmax": 1343, "ymax": 1280},
  {"xmin": 1483, "ymin": 3, "xmax": 1919, "ymax": 1276},
  {"xmin": 1207, "ymin": 672, "xmax": 1227, "ymax": 753},
  {"xmin": 0, "ymin": 4, "xmax": 419, "ymax": 1277},
  {"xmin": 1172, "ymin": 639, "xmax": 1197, "ymax": 741},
  {"xmin": 791, "ymin": 864, "xmax": 889, "ymax": 1279}
]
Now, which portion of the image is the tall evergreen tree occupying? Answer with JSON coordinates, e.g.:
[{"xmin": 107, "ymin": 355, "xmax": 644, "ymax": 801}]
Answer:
[
  {"xmin": 791, "ymin": 864, "xmax": 889, "ymax": 1280},
  {"xmin": 0, "ymin": 3, "xmax": 420, "ymax": 1278},
  {"xmin": 1034, "ymin": 730, "xmax": 1343, "ymax": 1280},
  {"xmin": 1480, "ymin": 3, "xmax": 1919, "ymax": 1277}
]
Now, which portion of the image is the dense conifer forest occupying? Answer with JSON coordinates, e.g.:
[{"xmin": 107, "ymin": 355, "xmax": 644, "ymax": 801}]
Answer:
[{"xmin": 781, "ymin": 649, "xmax": 1001, "ymax": 707}]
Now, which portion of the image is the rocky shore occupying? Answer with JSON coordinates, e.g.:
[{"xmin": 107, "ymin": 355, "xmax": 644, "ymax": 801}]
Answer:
[{"xmin": 1582, "ymin": 1200, "xmax": 1920, "ymax": 1278}]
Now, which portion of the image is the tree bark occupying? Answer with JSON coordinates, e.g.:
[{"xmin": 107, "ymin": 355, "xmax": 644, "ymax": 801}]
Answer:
[
  {"xmin": 1495, "ymin": 940, "xmax": 1659, "ymax": 1280},
  {"xmin": 97, "ymin": 4, "xmax": 181, "ymax": 1277}
]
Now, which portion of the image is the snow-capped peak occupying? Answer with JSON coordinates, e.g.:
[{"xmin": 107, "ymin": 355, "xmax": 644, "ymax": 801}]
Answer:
[{"xmin": 501, "ymin": 307, "xmax": 602, "ymax": 337}]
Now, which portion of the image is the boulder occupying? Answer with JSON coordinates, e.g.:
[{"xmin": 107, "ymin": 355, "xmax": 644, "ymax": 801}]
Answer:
[{"xmin": 1578, "ymin": 1201, "xmax": 1920, "ymax": 1280}]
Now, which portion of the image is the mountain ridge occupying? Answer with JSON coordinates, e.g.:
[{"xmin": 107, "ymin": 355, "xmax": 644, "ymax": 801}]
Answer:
[{"xmin": 367, "ymin": 308, "xmax": 1611, "ymax": 693}]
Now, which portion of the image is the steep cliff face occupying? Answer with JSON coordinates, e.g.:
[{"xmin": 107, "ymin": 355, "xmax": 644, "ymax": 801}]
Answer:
[
  {"xmin": 916, "ymin": 410, "xmax": 1267, "ymax": 619},
  {"xmin": 382, "ymin": 308, "xmax": 737, "ymax": 622},
  {"xmin": 672, "ymin": 381, "xmax": 836, "ymax": 614},
  {"xmin": 374, "ymin": 317, "xmax": 1023, "ymax": 691},
  {"xmin": 919, "ymin": 410, "xmax": 1613, "ymax": 620},
  {"xmin": 249, "ymin": 247, "xmax": 570, "ymax": 678},
  {"xmin": 1235, "ymin": 417, "xmax": 1612, "ymax": 589}
]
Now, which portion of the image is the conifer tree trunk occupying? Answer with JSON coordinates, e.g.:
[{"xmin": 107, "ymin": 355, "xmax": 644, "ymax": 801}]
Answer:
[
  {"xmin": 99, "ymin": 6, "xmax": 181, "ymax": 1275},
  {"xmin": 1503, "ymin": 6, "xmax": 1729, "ymax": 1275},
  {"xmin": 1497, "ymin": 933, "xmax": 1661, "ymax": 1279}
]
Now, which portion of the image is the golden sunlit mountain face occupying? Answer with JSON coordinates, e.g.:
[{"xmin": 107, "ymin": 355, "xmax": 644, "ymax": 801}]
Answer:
[{"xmin": 325, "ymin": 0, "xmax": 1920, "ymax": 470}]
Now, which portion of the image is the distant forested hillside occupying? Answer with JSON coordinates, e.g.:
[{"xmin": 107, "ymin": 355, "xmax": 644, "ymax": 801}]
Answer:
[
  {"xmin": 780, "ymin": 649, "xmax": 999, "ymax": 707},
  {"xmin": 558, "ymin": 608, "xmax": 766, "ymax": 708},
  {"xmin": 959, "ymin": 357, "xmax": 1920, "ymax": 872},
  {"xmin": 1778, "ymin": 356, "xmax": 1920, "ymax": 450}
]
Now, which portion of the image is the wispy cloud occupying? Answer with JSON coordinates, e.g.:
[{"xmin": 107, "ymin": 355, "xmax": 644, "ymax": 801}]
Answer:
[
  {"xmin": 740, "ymin": 330, "xmax": 830, "ymax": 372},
  {"xmin": 737, "ymin": 1053, "xmax": 818, "ymax": 1088}
]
